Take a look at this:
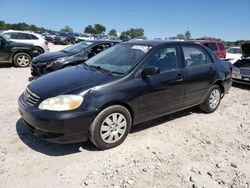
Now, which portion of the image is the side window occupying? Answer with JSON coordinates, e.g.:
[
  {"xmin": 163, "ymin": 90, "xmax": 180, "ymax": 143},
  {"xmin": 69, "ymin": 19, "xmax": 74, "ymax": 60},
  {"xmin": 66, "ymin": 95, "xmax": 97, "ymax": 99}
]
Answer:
[
  {"xmin": 16, "ymin": 33, "xmax": 31, "ymax": 39},
  {"xmin": 182, "ymin": 46, "xmax": 212, "ymax": 67},
  {"xmin": 218, "ymin": 43, "xmax": 225, "ymax": 51},
  {"xmin": 203, "ymin": 43, "xmax": 217, "ymax": 51},
  {"xmin": 146, "ymin": 47, "xmax": 178, "ymax": 72},
  {"xmin": 30, "ymin": 34, "xmax": 38, "ymax": 39}
]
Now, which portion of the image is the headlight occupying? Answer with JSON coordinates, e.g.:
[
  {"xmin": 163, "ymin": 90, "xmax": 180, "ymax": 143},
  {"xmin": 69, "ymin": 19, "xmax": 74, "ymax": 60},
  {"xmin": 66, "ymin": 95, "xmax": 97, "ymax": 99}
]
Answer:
[
  {"xmin": 47, "ymin": 57, "xmax": 67, "ymax": 67},
  {"xmin": 38, "ymin": 95, "xmax": 83, "ymax": 111}
]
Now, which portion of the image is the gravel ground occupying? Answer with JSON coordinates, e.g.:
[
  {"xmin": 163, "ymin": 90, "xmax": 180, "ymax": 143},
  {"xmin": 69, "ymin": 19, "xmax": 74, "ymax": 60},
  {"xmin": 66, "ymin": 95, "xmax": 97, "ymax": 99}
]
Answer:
[{"xmin": 0, "ymin": 43, "xmax": 249, "ymax": 188}]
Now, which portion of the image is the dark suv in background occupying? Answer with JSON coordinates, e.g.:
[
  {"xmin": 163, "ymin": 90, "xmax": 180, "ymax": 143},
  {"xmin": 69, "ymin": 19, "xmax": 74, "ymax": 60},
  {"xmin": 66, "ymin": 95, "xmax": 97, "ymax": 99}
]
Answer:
[
  {"xmin": 53, "ymin": 33, "xmax": 75, "ymax": 45},
  {"xmin": 0, "ymin": 35, "xmax": 38, "ymax": 67}
]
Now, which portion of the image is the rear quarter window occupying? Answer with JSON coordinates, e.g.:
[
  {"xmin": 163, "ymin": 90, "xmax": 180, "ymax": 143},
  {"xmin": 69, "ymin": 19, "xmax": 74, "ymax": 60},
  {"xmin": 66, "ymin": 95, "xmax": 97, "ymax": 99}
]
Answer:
[{"xmin": 30, "ymin": 34, "xmax": 39, "ymax": 39}]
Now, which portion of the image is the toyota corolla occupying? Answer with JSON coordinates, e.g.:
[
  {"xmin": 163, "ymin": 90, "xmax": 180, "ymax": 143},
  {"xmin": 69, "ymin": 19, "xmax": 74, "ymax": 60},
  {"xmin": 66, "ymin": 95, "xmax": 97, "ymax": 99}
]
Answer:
[{"xmin": 18, "ymin": 41, "xmax": 232, "ymax": 149}]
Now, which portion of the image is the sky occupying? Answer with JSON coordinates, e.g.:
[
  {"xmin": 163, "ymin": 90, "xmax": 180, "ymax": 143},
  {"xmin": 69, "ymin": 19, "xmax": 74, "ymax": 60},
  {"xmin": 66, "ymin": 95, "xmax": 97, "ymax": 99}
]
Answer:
[{"xmin": 0, "ymin": 0, "xmax": 249, "ymax": 41}]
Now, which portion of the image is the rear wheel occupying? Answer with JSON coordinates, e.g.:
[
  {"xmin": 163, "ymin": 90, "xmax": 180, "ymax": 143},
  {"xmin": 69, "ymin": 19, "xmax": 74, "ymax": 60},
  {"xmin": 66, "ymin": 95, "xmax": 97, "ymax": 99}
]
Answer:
[
  {"xmin": 13, "ymin": 52, "xmax": 31, "ymax": 67},
  {"xmin": 200, "ymin": 85, "xmax": 222, "ymax": 113},
  {"xmin": 89, "ymin": 105, "xmax": 132, "ymax": 150}
]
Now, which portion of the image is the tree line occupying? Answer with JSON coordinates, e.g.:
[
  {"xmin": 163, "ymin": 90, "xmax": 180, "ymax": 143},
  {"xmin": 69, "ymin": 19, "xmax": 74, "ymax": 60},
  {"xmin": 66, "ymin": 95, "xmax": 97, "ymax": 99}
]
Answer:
[{"xmin": 0, "ymin": 20, "xmax": 246, "ymax": 45}]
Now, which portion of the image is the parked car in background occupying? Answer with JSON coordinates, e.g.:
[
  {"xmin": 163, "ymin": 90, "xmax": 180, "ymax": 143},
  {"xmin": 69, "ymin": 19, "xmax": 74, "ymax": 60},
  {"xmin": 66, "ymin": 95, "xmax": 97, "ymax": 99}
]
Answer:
[
  {"xmin": 1, "ymin": 30, "xmax": 49, "ymax": 54},
  {"xmin": 42, "ymin": 32, "xmax": 58, "ymax": 43},
  {"xmin": 53, "ymin": 33, "xmax": 75, "ymax": 45},
  {"xmin": 193, "ymin": 40, "xmax": 226, "ymax": 58},
  {"xmin": 232, "ymin": 42, "xmax": 250, "ymax": 85},
  {"xmin": 226, "ymin": 47, "xmax": 242, "ymax": 64},
  {"xmin": 19, "ymin": 40, "xmax": 232, "ymax": 149},
  {"xmin": 75, "ymin": 33, "xmax": 94, "ymax": 42},
  {"xmin": 0, "ymin": 35, "xmax": 38, "ymax": 67},
  {"xmin": 31, "ymin": 40, "xmax": 119, "ymax": 76}
]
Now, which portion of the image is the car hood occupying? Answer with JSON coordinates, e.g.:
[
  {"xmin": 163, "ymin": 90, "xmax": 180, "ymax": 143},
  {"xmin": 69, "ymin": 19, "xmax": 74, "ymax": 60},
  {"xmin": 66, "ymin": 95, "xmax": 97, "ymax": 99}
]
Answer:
[
  {"xmin": 28, "ymin": 65, "xmax": 118, "ymax": 99},
  {"xmin": 33, "ymin": 51, "xmax": 71, "ymax": 62},
  {"xmin": 241, "ymin": 42, "xmax": 250, "ymax": 57}
]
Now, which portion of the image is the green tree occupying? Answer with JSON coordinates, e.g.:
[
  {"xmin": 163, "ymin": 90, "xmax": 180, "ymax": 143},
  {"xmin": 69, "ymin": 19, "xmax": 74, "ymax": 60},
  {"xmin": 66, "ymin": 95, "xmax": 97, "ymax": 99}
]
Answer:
[
  {"xmin": 121, "ymin": 28, "xmax": 144, "ymax": 38},
  {"xmin": 94, "ymin": 24, "xmax": 106, "ymax": 34},
  {"xmin": 0, "ymin": 20, "xmax": 7, "ymax": 30},
  {"xmin": 60, "ymin": 26, "xmax": 73, "ymax": 33},
  {"xmin": 108, "ymin": 29, "xmax": 117, "ymax": 36},
  {"xmin": 184, "ymin": 30, "xmax": 191, "ymax": 40},
  {"xmin": 84, "ymin": 25, "xmax": 96, "ymax": 34}
]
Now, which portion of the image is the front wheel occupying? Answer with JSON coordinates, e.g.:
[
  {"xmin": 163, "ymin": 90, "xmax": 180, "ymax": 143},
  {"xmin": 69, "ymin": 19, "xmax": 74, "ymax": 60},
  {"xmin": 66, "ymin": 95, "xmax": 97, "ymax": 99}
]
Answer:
[
  {"xmin": 89, "ymin": 105, "xmax": 132, "ymax": 150},
  {"xmin": 200, "ymin": 85, "xmax": 222, "ymax": 113},
  {"xmin": 13, "ymin": 52, "xmax": 31, "ymax": 67}
]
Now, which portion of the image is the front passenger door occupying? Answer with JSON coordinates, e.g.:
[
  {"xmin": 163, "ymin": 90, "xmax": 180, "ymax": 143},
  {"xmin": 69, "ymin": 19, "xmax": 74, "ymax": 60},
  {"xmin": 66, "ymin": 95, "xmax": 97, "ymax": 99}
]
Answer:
[{"xmin": 139, "ymin": 46, "xmax": 185, "ymax": 121}]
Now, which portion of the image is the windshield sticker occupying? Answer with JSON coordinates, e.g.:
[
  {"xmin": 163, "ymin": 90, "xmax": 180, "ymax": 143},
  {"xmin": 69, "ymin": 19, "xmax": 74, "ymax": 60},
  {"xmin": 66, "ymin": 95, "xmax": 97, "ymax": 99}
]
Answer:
[{"xmin": 131, "ymin": 45, "xmax": 151, "ymax": 53}]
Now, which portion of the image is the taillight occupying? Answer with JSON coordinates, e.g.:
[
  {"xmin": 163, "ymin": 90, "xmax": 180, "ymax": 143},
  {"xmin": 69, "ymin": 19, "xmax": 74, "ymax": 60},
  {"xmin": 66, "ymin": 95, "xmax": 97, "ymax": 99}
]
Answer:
[{"xmin": 44, "ymin": 40, "xmax": 48, "ymax": 45}]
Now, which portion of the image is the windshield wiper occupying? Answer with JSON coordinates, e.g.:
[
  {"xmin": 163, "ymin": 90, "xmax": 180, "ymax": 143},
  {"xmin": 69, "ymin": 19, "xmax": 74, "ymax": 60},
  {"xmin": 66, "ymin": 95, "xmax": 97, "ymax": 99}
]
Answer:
[{"xmin": 89, "ymin": 65, "xmax": 113, "ymax": 75}]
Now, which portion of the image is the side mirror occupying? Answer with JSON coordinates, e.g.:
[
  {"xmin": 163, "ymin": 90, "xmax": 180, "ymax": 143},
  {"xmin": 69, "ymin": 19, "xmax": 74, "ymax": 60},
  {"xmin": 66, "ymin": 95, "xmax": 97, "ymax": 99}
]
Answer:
[{"xmin": 141, "ymin": 66, "xmax": 160, "ymax": 77}]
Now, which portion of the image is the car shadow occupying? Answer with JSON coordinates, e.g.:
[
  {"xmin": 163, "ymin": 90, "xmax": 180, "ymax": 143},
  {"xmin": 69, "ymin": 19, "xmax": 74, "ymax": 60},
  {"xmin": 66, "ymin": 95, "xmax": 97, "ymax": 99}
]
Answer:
[
  {"xmin": 232, "ymin": 82, "xmax": 250, "ymax": 90},
  {"xmin": 16, "ymin": 107, "xmax": 201, "ymax": 156},
  {"xmin": 16, "ymin": 119, "xmax": 99, "ymax": 156},
  {"xmin": 0, "ymin": 63, "xmax": 13, "ymax": 68}
]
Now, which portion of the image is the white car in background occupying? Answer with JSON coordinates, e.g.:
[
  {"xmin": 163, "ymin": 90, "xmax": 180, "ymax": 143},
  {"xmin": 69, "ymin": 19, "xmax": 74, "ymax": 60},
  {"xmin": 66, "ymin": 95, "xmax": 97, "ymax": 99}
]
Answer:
[
  {"xmin": 226, "ymin": 47, "xmax": 242, "ymax": 64},
  {"xmin": 75, "ymin": 33, "xmax": 94, "ymax": 42},
  {"xmin": 1, "ymin": 30, "xmax": 49, "ymax": 54}
]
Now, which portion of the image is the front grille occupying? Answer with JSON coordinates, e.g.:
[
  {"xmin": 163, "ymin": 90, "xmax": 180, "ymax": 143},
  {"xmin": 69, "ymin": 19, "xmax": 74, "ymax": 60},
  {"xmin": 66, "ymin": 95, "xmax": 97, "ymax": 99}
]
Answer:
[
  {"xmin": 240, "ymin": 69, "xmax": 250, "ymax": 75},
  {"xmin": 25, "ymin": 88, "xmax": 40, "ymax": 106}
]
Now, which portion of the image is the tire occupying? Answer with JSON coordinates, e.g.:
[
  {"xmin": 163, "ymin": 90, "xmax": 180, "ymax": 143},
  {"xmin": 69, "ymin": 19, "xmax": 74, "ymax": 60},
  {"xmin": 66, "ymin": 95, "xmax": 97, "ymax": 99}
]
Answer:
[
  {"xmin": 36, "ymin": 47, "xmax": 44, "ymax": 55},
  {"xmin": 89, "ymin": 105, "xmax": 132, "ymax": 150},
  {"xmin": 200, "ymin": 85, "xmax": 222, "ymax": 113},
  {"xmin": 13, "ymin": 52, "xmax": 31, "ymax": 67}
]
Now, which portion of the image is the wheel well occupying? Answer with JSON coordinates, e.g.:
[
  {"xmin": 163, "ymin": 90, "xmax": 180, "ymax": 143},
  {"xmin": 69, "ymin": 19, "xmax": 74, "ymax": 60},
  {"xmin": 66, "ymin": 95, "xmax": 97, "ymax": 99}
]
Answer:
[
  {"xmin": 35, "ymin": 46, "xmax": 44, "ymax": 53},
  {"xmin": 99, "ymin": 102, "xmax": 134, "ymax": 123},
  {"xmin": 214, "ymin": 80, "xmax": 225, "ymax": 94}
]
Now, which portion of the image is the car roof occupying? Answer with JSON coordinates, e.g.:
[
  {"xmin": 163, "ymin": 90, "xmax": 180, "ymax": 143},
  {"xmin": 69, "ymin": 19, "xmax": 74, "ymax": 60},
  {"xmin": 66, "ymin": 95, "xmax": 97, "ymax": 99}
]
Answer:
[
  {"xmin": 189, "ymin": 40, "xmax": 222, "ymax": 44},
  {"xmin": 84, "ymin": 40, "xmax": 120, "ymax": 44},
  {"xmin": 3, "ymin": 30, "xmax": 41, "ymax": 37},
  {"xmin": 123, "ymin": 40, "xmax": 202, "ymax": 47}
]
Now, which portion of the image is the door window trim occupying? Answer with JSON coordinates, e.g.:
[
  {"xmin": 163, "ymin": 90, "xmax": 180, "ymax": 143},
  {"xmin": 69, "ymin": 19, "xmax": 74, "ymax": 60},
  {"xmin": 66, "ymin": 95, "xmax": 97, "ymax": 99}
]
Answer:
[{"xmin": 181, "ymin": 44, "xmax": 214, "ymax": 68}]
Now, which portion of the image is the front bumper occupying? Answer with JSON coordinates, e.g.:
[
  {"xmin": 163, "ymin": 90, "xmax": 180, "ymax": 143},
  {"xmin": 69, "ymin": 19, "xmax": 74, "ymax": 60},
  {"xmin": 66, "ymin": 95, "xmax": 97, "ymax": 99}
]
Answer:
[
  {"xmin": 30, "ymin": 61, "xmax": 60, "ymax": 76},
  {"xmin": 18, "ymin": 94, "xmax": 97, "ymax": 144},
  {"xmin": 232, "ymin": 71, "xmax": 250, "ymax": 85}
]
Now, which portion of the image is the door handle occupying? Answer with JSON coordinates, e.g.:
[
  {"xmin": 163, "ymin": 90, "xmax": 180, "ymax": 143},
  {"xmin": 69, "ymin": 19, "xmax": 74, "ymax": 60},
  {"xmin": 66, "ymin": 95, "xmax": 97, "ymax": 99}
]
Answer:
[{"xmin": 209, "ymin": 67, "xmax": 215, "ymax": 73}]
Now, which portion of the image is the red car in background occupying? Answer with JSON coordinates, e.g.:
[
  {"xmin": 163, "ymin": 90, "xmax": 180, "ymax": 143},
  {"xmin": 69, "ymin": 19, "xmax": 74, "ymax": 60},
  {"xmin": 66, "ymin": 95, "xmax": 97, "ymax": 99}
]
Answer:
[{"xmin": 193, "ymin": 40, "xmax": 226, "ymax": 58}]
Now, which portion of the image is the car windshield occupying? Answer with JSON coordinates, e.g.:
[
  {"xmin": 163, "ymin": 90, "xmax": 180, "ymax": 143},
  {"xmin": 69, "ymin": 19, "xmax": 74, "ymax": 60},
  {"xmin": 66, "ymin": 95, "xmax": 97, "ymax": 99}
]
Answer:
[
  {"xmin": 85, "ymin": 43, "xmax": 152, "ymax": 75},
  {"xmin": 0, "ymin": 34, "xmax": 10, "ymax": 42},
  {"xmin": 61, "ymin": 41, "xmax": 94, "ymax": 54}
]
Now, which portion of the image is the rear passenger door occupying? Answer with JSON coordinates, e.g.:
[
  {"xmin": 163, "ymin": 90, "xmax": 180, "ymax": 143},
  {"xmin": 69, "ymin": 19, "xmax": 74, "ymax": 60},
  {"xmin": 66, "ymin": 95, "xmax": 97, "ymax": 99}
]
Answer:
[{"xmin": 182, "ymin": 45, "xmax": 216, "ymax": 107}]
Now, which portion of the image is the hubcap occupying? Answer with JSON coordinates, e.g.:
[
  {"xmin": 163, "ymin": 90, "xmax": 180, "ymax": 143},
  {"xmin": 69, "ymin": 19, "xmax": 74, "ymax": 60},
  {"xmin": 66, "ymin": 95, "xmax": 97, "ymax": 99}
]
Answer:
[
  {"xmin": 209, "ymin": 89, "xmax": 220, "ymax": 109},
  {"xmin": 100, "ymin": 113, "xmax": 127, "ymax": 144},
  {"xmin": 17, "ymin": 55, "xmax": 30, "ymax": 66}
]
